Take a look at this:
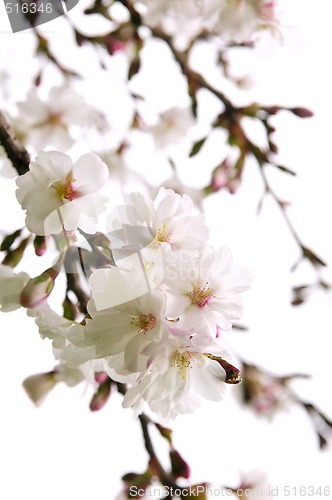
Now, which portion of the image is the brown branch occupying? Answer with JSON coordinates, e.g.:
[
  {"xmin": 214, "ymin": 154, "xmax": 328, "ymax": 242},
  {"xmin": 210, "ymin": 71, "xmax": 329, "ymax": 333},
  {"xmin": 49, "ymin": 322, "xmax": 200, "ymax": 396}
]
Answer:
[
  {"xmin": 149, "ymin": 27, "xmax": 234, "ymax": 112},
  {"xmin": 116, "ymin": 0, "xmax": 234, "ymax": 111},
  {"xmin": 115, "ymin": 383, "xmax": 183, "ymax": 496},
  {"xmin": 64, "ymin": 248, "xmax": 90, "ymax": 314},
  {"xmin": 0, "ymin": 111, "xmax": 30, "ymax": 175}
]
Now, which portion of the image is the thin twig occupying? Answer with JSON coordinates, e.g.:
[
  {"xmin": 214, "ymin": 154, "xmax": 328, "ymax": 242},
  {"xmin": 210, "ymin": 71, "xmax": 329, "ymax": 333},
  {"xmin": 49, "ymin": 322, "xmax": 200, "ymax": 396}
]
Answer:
[
  {"xmin": 0, "ymin": 111, "xmax": 30, "ymax": 175},
  {"xmin": 115, "ymin": 383, "xmax": 182, "ymax": 495},
  {"xmin": 150, "ymin": 27, "xmax": 234, "ymax": 112}
]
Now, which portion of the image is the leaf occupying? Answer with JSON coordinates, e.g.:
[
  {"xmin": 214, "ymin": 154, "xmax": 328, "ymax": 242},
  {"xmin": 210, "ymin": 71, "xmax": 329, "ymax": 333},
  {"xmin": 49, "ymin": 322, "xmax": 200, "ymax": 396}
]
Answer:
[
  {"xmin": 1, "ymin": 236, "xmax": 30, "ymax": 267},
  {"xmin": 155, "ymin": 423, "xmax": 173, "ymax": 444},
  {"xmin": 128, "ymin": 56, "xmax": 141, "ymax": 80},
  {"xmin": 302, "ymin": 246, "xmax": 326, "ymax": 267},
  {"xmin": 0, "ymin": 228, "xmax": 22, "ymax": 252},
  {"xmin": 275, "ymin": 164, "xmax": 297, "ymax": 176},
  {"xmin": 189, "ymin": 137, "xmax": 207, "ymax": 157}
]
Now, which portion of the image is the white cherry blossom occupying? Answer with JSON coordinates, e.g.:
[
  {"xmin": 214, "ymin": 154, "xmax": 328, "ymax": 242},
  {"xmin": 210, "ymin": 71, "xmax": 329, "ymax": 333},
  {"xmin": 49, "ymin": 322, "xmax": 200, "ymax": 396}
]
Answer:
[
  {"xmin": 16, "ymin": 151, "xmax": 109, "ymax": 235},
  {"xmin": 15, "ymin": 85, "xmax": 107, "ymax": 151},
  {"xmin": 134, "ymin": 0, "xmax": 203, "ymax": 48},
  {"xmin": 163, "ymin": 246, "xmax": 252, "ymax": 336},
  {"xmin": 146, "ymin": 107, "xmax": 195, "ymax": 150},
  {"xmin": 203, "ymin": 0, "xmax": 280, "ymax": 43},
  {"xmin": 123, "ymin": 334, "xmax": 229, "ymax": 421},
  {"xmin": 110, "ymin": 187, "xmax": 209, "ymax": 254},
  {"xmin": 84, "ymin": 289, "xmax": 169, "ymax": 376},
  {"xmin": 28, "ymin": 303, "xmax": 103, "ymax": 385}
]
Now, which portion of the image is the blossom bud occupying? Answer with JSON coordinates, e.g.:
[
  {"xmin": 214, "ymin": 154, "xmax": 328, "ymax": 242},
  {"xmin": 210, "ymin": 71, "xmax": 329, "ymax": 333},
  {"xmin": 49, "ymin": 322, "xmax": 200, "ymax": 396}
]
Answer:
[
  {"xmin": 94, "ymin": 372, "xmax": 109, "ymax": 384},
  {"xmin": 23, "ymin": 371, "xmax": 57, "ymax": 407},
  {"xmin": 89, "ymin": 377, "xmax": 112, "ymax": 411},
  {"xmin": 290, "ymin": 107, "xmax": 314, "ymax": 118},
  {"xmin": 20, "ymin": 269, "xmax": 57, "ymax": 308},
  {"xmin": 33, "ymin": 235, "xmax": 47, "ymax": 256},
  {"xmin": 170, "ymin": 449, "xmax": 191, "ymax": 479},
  {"xmin": 263, "ymin": 105, "xmax": 280, "ymax": 115},
  {"xmin": 20, "ymin": 251, "xmax": 65, "ymax": 308}
]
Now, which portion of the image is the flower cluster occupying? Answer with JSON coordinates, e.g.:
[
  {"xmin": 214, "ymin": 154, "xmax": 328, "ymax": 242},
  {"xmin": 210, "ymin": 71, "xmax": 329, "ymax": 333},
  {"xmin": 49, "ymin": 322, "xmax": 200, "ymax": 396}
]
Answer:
[
  {"xmin": 6, "ymin": 150, "xmax": 251, "ymax": 420},
  {"xmin": 70, "ymin": 188, "xmax": 252, "ymax": 420}
]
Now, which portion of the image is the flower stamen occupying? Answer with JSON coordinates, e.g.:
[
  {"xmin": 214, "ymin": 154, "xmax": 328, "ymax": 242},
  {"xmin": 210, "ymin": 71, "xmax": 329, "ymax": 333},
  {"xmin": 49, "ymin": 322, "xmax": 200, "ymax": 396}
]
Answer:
[
  {"xmin": 131, "ymin": 313, "xmax": 156, "ymax": 334},
  {"xmin": 173, "ymin": 351, "xmax": 193, "ymax": 380},
  {"xmin": 187, "ymin": 282, "xmax": 214, "ymax": 307},
  {"xmin": 53, "ymin": 175, "xmax": 76, "ymax": 201}
]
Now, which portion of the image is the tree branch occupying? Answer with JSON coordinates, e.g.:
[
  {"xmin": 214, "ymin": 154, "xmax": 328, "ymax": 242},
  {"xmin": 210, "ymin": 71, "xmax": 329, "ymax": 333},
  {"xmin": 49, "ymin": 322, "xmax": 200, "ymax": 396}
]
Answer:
[
  {"xmin": 0, "ymin": 111, "xmax": 30, "ymax": 175},
  {"xmin": 150, "ymin": 27, "xmax": 234, "ymax": 112}
]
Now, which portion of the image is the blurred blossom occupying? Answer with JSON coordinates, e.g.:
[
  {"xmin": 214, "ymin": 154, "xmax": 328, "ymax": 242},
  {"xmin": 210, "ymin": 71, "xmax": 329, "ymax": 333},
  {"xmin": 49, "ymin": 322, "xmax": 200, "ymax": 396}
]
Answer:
[
  {"xmin": 145, "ymin": 107, "xmax": 195, "ymax": 150},
  {"xmin": 241, "ymin": 363, "xmax": 291, "ymax": 416},
  {"xmin": 13, "ymin": 85, "xmax": 108, "ymax": 151},
  {"xmin": 203, "ymin": 0, "xmax": 280, "ymax": 43}
]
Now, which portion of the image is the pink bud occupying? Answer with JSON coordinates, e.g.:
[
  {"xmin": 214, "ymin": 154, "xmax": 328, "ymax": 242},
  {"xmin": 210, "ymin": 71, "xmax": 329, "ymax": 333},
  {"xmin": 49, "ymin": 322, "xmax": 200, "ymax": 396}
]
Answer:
[
  {"xmin": 20, "ymin": 269, "xmax": 57, "ymax": 308},
  {"xmin": 290, "ymin": 107, "xmax": 314, "ymax": 118},
  {"xmin": 94, "ymin": 372, "xmax": 109, "ymax": 384},
  {"xmin": 89, "ymin": 378, "xmax": 111, "ymax": 411},
  {"xmin": 20, "ymin": 253, "xmax": 64, "ymax": 308},
  {"xmin": 33, "ymin": 235, "xmax": 47, "ymax": 256}
]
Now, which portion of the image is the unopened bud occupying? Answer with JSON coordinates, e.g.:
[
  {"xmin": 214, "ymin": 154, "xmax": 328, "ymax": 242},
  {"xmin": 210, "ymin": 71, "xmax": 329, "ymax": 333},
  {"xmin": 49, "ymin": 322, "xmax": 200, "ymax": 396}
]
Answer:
[
  {"xmin": 33, "ymin": 235, "xmax": 47, "ymax": 256},
  {"xmin": 89, "ymin": 377, "xmax": 112, "ymax": 411},
  {"xmin": 263, "ymin": 105, "xmax": 280, "ymax": 115},
  {"xmin": 23, "ymin": 371, "xmax": 57, "ymax": 406},
  {"xmin": 290, "ymin": 107, "xmax": 314, "ymax": 118},
  {"xmin": 94, "ymin": 372, "xmax": 109, "ymax": 384},
  {"xmin": 20, "ymin": 269, "xmax": 57, "ymax": 308},
  {"xmin": 170, "ymin": 449, "xmax": 191, "ymax": 479},
  {"xmin": 20, "ymin": 252, "xmax": 65, "ymax": 308}
]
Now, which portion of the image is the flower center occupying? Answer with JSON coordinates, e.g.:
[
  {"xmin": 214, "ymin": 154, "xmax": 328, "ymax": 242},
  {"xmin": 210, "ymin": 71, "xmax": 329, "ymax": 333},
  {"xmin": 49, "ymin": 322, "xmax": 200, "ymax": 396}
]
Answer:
[
  {"xmin": 156, "ymin": 224, "xmax": 171, "ymax": 243},
  {"xmin": 188, "ymin": 282, "xmax": 214, "ymax": 308},
  {"xmin": 173, "ymin": 351, "xmax": 193, "ymax": 380},
  {"xmin": 53, "ymin": 175, "xmax": 76, "ymax": 201},
  {"xmin": 48, "ymin": 112, "xmax": 63, "ymax": 126},
  {"xmin": 131, "ymin": 313, "xmax": 156, "ymax": 334}
]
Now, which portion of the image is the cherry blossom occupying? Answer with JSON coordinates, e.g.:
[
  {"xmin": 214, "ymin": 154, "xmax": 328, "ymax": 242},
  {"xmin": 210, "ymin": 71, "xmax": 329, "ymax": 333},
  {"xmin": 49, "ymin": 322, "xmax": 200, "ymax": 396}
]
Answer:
[
  {"xmin": 16, "ymin": 151, "xmax": 109, "ymax": 235},
  {"xmin": 163, "ymin": 246, "xmax": 252, "ymax": 336},
  {"xmin": 145, "ymin": 107, "xmax": 195, "ymax": 150},
  {"xmin": 84, "ymin": 289, "xmax": 169, "ymax": 376},
  {"xmin": 15, "ymin": 85, "xmax": 107, "ymax": 151},
  {"xmin": 122, "ymin": 334, "xmax": 229, "ymax": 421},
  {"xmin": 109, "ymin": 187, "xmax": 209, "ymax": 254},
  {"xmin": 203, "ymin": 0, "xmax": 280, "ymax": 43}
]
